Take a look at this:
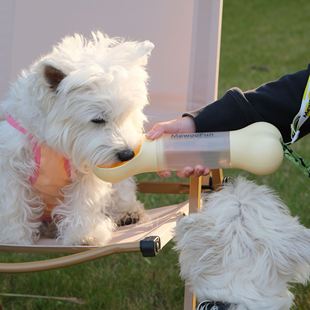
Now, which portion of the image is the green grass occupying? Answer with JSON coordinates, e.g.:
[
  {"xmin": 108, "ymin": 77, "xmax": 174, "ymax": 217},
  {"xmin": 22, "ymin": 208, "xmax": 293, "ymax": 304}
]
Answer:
[{"xmin": 1, "ymin": 0, "xmax": 310, "ymax": 309}]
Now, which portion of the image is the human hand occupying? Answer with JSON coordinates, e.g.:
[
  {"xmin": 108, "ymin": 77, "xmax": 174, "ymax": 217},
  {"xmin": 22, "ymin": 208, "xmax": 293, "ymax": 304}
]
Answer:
[
  {"xmin": 146, "ymin": 116, "xmax": 196, "ymax": 140},
  {"xmin": 146, "ymin": 117, "xmax": 210, "ymax": 178}
]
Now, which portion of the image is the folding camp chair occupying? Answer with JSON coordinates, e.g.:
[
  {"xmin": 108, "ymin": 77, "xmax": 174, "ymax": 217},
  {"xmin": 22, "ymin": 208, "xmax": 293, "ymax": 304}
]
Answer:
[{"xmin": 0, "ymin": 1, "xmax": 223, "ymax": 308}]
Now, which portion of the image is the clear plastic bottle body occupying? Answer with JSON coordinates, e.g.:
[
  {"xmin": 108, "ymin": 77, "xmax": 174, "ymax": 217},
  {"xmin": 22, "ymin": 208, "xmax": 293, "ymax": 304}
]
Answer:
[{"xmin": 161, "ymin": 132, "xmax": 231, "ymax": 170}]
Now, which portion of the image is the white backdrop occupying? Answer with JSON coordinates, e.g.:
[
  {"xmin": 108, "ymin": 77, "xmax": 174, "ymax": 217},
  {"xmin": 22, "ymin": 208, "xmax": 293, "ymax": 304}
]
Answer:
[{"xmin": 0, "ymin": 0, "xmax": 222, "ymax": 126}]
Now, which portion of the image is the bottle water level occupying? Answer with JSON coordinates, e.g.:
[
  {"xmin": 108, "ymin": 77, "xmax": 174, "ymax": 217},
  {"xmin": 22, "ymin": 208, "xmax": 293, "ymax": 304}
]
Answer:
[{"xmin": 162, "ymin": 132, "xmax": 231, "ymax": 170}]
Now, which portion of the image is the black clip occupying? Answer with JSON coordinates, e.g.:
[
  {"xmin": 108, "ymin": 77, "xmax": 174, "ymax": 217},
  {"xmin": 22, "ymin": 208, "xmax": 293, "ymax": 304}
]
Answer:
[
  {"xmin": 222, "ymin": 176, "xmax": 233, "ymax": 184},
  {"xmin": 140, "ymin": 236, "xmax": 161, "ymax": 257}
]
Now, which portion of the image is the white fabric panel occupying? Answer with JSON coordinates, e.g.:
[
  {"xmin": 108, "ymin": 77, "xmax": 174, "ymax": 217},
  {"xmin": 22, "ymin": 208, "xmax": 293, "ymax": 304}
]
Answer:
[
  {"xmin": 0, "ymin": 0, "xmax": 222, "ymax": 126},
  {"xmin": 0, "ymin": 1, "xmax": 15, "ymax": 102}
]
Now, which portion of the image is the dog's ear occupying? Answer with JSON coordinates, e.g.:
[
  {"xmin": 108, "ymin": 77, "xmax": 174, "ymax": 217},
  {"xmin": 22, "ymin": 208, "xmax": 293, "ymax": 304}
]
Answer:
[
  {"xmin": 132, "ymin": 41, "xmax": 154, "ymax": 66},
  {"xmin": 44, "ymin": 65, "xmax": 66, "ymax": 91}
]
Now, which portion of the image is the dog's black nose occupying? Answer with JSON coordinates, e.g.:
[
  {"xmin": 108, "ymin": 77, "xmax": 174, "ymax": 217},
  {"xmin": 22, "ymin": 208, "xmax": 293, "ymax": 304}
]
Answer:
[{"xmin": 116, "ymin": 149, "xmax": 135, "ymax": 162}]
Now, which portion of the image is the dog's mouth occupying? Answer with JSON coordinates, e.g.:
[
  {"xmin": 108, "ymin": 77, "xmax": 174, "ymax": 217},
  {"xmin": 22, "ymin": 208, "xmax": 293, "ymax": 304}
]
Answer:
[{"xmin": 97, "ymin": 144, "xmax": 142, "ymax": 168}]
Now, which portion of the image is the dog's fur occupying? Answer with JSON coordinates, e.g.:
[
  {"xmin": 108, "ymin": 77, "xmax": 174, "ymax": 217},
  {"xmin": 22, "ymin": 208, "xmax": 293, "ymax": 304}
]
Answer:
[
  {"xmin": 0, "ymin": 32, "xmax": 154, "ymax": 245},
  {"xmin": 175, "ymin": 177, "xmax": 310, "ymax": 309}
]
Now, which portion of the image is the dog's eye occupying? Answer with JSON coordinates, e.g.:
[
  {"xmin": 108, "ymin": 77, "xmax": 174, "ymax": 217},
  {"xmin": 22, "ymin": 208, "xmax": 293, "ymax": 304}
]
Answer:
[{"xmin": 91, "ymin": 118, "xmax": 106, "ymax": 125}]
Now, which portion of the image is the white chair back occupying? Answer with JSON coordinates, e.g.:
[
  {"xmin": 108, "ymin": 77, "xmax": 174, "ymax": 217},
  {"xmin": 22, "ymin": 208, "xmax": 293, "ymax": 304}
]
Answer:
[{"xmin": 0, "ymin": 0, "xmax": 222, "ymax": 128}]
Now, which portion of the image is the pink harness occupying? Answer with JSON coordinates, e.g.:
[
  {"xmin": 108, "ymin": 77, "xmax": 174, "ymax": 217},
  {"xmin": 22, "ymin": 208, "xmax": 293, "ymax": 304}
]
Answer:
[{"xmin": 6, "ymin": 115, "xmax": 72, "ymax": 221}]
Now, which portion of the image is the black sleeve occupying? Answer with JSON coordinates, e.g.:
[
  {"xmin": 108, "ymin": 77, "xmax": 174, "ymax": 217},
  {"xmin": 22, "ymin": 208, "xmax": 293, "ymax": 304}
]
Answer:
[{"xmin": 184, "ymin": 65, "xmax": 310, "ymax": 143}]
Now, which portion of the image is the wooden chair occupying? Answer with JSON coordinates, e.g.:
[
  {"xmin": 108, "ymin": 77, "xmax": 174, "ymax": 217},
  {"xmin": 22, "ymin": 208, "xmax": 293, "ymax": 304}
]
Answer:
[
  {"xmin": 0, "ymin": 1, "xmax": 223, "ymax": 309},
  {"xmin": 0, "ymin": 173, "xmax": 223, "ymax": 309}
]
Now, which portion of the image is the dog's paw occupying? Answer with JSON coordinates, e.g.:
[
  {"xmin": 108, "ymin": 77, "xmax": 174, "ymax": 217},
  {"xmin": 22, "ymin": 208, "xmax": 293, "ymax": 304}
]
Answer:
[
  {"xmin": 0, "ymin": 221, "xmax": 39, "ymax": 245},
  {"xmin": 39, "ymin": 221, "xmax": 58, "ymax": 239},
  {"xmin": 57, "ymin": 216, "xmax": 115, "ymax": 246},
  {"xmin": 110, "ymin": 200, "xmax": 147, "ymax": 226},
  {"xmin": 117, "ymin": 212, "xmax": 141, "ymax": 226}
]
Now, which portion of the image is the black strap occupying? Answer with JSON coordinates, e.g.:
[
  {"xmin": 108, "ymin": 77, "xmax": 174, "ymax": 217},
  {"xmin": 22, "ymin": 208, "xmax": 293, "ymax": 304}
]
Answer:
[{"xmin": 197, "ymin": 300, "xmax": 232, "ymax": 310}]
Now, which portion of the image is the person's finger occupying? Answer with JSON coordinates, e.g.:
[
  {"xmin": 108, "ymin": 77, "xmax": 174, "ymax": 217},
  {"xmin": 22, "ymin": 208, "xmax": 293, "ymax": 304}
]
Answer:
[
  {"xmin": 203, "ymin": 168, "xmax": 210, "ymax": 176},
  {"xmin": 146, "ymin": 119, "xmax": 182, "ymax": 140},
  {"xmin": 146, "ymin": 123, "xmax": 166, "ymax": 140},
  {"xmin": 157, "ymin": 170, "xmax": 171, "ymax": 178},
  {"xmin": 146, "ymin": 117, "xmax": 196, "ymax": 140},
  {"xmin": 193, "ymin": 165, "xmax": 210, "ymax": 177},
  {"xmin": 146, "ymin": 130, "xmax": 163, "ymax": 140},
  {"xmin": 194, "ymin": 165, "xmax": 205, "ymax": 177},
  {"xmin": 176, "ymin": 167, "xmax": 194, "ymax": 178}
]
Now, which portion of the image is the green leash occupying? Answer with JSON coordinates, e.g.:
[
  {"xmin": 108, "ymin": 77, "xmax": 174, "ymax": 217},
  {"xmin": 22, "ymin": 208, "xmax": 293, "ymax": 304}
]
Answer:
[{"xmin": 282, "ymin": 142, "xmax": 310, "ymax": 177}]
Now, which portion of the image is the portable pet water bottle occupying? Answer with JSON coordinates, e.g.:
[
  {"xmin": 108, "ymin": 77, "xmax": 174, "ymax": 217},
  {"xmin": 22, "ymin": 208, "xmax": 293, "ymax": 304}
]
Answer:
[{"xmin": 93, "ymin": 122, "xmax": 284, "ymax": 183}]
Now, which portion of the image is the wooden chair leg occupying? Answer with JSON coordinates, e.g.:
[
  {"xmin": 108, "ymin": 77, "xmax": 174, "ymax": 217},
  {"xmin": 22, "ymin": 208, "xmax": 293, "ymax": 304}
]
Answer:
[
  {"xmin": 183, "ymin": 175, "xmax": 202, "ymax": 310},
  {"xmin": 184, "ymin": 284, "xmax": 197, "ymax": 310},
  {"xmin": 210, "ymin": 168, "xmax": 224, "ymax": 190},
  {"xmin": 183, "ymin": 170, "xmax": 223, "ymax": 310},
  {"xmin": 188, "ymin": 175, "xmax": 202, "ymax": 214}
]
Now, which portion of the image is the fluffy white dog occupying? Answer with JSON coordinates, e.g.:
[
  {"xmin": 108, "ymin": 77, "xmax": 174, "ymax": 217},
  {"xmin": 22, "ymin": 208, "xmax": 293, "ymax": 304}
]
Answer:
[
  {"xmin": 175, "ymin": 177, "xmax": 310, "ymax": 310},
  {"xmin": 0, "ymin": 32, "xmax": 154, "ymax": 245}
]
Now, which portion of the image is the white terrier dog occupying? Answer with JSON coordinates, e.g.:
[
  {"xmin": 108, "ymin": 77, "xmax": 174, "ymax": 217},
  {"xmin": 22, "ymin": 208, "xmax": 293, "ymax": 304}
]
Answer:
[
  {"xmin": 0, "ymin": 32, "xmax": 154, "ymax": 245},
  {"xmin": 175, "ymin": 177, "xmax": 310, "ymax": 310}
]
